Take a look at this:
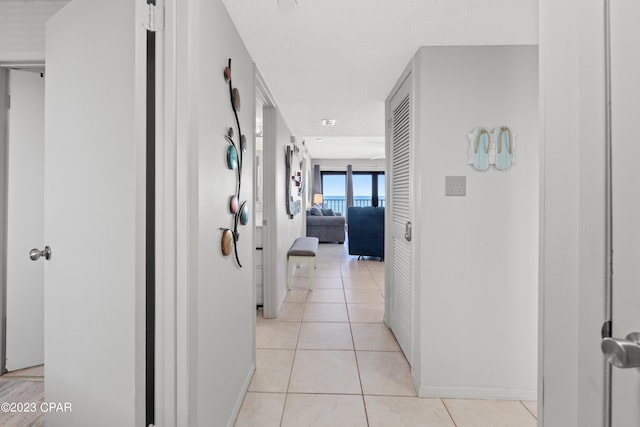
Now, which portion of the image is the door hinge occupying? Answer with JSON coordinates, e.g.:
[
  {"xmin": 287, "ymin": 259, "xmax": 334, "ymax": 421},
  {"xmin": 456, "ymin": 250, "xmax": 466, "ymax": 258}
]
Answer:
[
  {"xmin": 137, "ymin": 0, "xmax": 164, "ymax": 32},
  {"xmin": 602, "ymin": 320, "xmax": 612, "ymax": 339},
  {"xmin": 6, "ymin": 94, "xmax": 10, "ymax": 109}
]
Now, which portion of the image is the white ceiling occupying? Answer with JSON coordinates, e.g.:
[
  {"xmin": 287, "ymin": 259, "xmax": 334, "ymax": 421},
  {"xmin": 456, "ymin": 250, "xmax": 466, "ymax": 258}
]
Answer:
[
  {"xmin": 0, "ymin": 0, "xmax": 68, "ymax": 64},
  {"xmin": 303, "ymin": 136, "xmax": 384, "ymax": 160},
  {"xmin": 1, "ymin": 0, "xmax": 538, "ymax": 160},
  {"xmin": 222, "ymin": 0, "xmax": 538, "ymax": 159}
]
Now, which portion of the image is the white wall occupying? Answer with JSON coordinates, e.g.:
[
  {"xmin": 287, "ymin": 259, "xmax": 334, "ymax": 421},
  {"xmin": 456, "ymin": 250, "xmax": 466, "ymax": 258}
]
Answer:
[
  {"xmin": 189, "ymin": 0, "xmax": 256, "ymax": 424},
  {"xmin": 0, "ymin": 1, "xmax": 68, "ymax": 62},
  {"xmin": 411, "ymin": 46, "xmax": 539, "ymax": 399},
  {"xmin": 539, "ymin": 0, "xmax": 607, "ymax": 425},
  {"xmin": 263, "ymin": 107, "xmax": 305, "ymax": 318}
]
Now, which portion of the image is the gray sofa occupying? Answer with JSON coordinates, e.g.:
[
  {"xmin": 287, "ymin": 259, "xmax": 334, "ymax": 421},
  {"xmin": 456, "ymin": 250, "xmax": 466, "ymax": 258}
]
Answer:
[{"xmin": 306, "ymin": 207, "xmax": 346, "ymax": 243}]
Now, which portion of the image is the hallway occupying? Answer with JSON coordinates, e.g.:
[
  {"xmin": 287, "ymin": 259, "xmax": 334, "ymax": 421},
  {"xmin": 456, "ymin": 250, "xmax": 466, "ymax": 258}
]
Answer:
[{"xmin": 235, "ymin": 243, "xmax": 537, "ymax": 426}]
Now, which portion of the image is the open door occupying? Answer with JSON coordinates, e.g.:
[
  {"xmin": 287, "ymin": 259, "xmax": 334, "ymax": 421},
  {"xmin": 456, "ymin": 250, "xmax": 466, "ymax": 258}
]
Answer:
[
  {"xmin": 386, "ymin": 74, "xmax": 413, "ymax": 363},
  {"xmin": 602, "ymin": 0, "xmax": 640, "ymax": 425},
  {"xmin": 5, "ymin": 69, "xmax": 45, "ymax": 372},
  {"xmin": 44, "ymin": 0, "xmax": 147, "ymax": 425}
]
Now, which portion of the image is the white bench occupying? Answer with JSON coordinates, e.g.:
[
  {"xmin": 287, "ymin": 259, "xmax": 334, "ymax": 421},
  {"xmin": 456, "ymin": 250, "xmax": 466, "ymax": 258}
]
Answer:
[{"xmin": 287, "ymin": 237, "xmax": 319, "ymax": 290}]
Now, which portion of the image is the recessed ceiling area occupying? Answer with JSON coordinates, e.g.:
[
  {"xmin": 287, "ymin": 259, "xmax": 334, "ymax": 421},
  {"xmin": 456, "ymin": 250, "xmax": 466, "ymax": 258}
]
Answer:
[
  {"xmin": 0, "ymin": 0, "xmax": 68, "ymax": 63},
  {"xmin": 303, "ymin": 136, "xmax": 384, "ymax": 160},
  {"xmin": 222, "ymin": 0, "xmax": 538, "ymax": 159}
]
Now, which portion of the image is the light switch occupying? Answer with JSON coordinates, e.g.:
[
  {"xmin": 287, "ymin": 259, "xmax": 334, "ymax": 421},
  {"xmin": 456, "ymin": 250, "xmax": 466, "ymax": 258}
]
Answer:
[{"xmin": 445, "ymin": 176, "xmax": 466, "ymax": 196}]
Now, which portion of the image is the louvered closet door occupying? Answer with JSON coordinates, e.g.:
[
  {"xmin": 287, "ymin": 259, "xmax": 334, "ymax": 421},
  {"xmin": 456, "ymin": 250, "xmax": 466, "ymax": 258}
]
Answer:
[{"xmin": 389, "ymin": 75, "xmax": 413, "ymax": 363}]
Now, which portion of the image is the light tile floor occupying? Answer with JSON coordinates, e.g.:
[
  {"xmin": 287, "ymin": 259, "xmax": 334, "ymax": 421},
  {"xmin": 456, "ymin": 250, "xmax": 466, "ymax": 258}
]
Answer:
[{"xmin": 236, "ymin": 242, "xmax": 537, "ymax": 427}]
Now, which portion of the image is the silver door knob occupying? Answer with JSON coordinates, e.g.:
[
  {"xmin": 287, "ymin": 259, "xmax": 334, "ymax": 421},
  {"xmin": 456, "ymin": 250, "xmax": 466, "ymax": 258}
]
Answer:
[
  {"xmin": 601, "ymin": 332, "xmax": 640, "ymax": 369},
  {"xmin": 29, "ymin": 246, "xmax": 51, "ymax": 261}
]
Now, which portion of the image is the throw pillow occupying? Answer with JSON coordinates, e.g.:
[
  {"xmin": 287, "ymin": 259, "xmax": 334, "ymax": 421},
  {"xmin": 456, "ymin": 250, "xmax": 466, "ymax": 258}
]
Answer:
[
  {"xmin": 309, "ymin": 207, "xmax": 323, "ymax": 216},
  {"xmin": 321, "ymin": 208, "xmax": 335, "ymax": 216}
]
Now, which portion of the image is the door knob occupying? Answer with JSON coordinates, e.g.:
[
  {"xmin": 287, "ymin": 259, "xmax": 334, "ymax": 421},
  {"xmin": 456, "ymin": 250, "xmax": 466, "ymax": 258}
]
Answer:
[
  {"xmin": 29, "ymin": 246, "xmax": 51, "ymax": 261},
  {"xmin": 601, "ymin": 332, "xmax": 640, "ymax": 369}
]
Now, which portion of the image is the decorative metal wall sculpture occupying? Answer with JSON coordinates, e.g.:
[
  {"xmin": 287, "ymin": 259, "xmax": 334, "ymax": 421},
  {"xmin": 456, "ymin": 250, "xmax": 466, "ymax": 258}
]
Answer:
[
  {"xmin": 220, "ymin": 58, "xmax": 248, "ymax": 267},
  {"xmin": 285, "ymin": 146, "xmax": 302, "ymax": 219}
]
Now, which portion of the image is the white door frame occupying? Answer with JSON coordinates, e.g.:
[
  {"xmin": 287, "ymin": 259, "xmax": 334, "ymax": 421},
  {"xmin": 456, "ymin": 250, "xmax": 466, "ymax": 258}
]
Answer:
[
  {"xmin": 154, "ymin": 0, "xmax": 178, "ymax": 424},
  {"xmin": 539, "ymin": 0, "xmax": 609, "ymax": 425},
  {"xmin": 256, "ymin": 70, "xmax": 279, "ymax": 319},
  {"xmin": 155, "ymin": 0, "xmax": 191, "ymax": 424},
  {"xmin": 0, "ymin": 67, "xmax": 8, "ymax": 375},
  {"xmin": 603, "ymin": 1, "xmax": 613, "ymax": 424}
]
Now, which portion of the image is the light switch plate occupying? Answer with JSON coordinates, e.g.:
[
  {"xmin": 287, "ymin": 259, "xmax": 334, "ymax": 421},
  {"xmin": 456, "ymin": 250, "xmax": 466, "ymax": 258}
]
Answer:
[{"xmin": 445, "ymin": 176, "xmax": 466, "ymax": 196}]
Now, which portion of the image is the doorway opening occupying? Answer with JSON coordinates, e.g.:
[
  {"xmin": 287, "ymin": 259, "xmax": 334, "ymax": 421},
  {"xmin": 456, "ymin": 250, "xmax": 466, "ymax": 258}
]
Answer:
[
  {"xmin": 1, "ymin": 66, "xmax": 46, "ymax": 375},
  {"xmin": 0, "ymin": 64, "xmax": 46, "ymax": 426}
]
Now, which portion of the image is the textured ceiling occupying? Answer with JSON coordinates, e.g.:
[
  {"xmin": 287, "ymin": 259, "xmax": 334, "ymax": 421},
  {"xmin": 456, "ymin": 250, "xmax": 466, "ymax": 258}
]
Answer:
[{"xmin": 222, "ymin": 0, "xmax": 538, "ymax": 159}]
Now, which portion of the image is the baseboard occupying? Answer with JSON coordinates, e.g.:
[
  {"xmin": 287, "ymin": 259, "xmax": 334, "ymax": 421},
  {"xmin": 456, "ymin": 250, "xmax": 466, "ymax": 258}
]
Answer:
[
  {"xmin": 411, "ymin": 370, "xmax": 421, "ymax": 395},
  {"xmin": 418, "ymin": 385, "xmax": 537, "ymax": 401},
  {"xmin": 226, "ymin": 362, "xmax": 256, "ymax": 427}
]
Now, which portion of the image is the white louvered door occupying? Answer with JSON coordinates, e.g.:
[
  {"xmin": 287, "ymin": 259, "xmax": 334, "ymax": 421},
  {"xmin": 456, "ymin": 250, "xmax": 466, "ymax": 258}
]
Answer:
[{"xmin": 388, "ymin": 75, "xmax": 413, "ymax": 363}]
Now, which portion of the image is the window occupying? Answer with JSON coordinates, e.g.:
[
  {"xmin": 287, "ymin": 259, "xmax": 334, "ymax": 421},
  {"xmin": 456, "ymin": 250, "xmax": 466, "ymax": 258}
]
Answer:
[
  {"xmin": 320, "ymin": 171, "xmax": 385, "ymax": 212},
  {"xmin": 321, "ymin": 172, "xmax": 346, "ymax": 213},
  {"xmin": 353, "ymin": 172, "xmax": 384, "ymax": 207},
  {"xmin": 377, "ymin": 174, "xmax": 386, "ymax": 207},
  {"xmin": 352, "ymin": 173, "xmax": 372, "ymax": 207}
]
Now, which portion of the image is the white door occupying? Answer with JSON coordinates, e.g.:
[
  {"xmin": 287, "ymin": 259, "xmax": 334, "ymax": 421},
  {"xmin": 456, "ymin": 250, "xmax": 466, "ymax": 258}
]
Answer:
[
  {"xmin": 387, "ymin": 75, "xmax": 413, "ymax": 362},
  {"xmin": 44, "ymin": 0, "xmax": 146, "ymax": 425},
  {"xmin": 605, "ymin": 0, "xmax": 640, "ymax": 424},
  {"xmin": 6, "ymin": 69, "xmax": 45, "ymax": 371}
]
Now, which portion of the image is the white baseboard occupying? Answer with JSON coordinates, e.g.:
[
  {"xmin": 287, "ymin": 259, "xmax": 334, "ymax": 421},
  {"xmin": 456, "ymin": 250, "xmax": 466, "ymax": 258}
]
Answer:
[
  {"xmin": 418, "ymin": 385, "xmax": 537, "ymax": 401},
  {"xmin": 411, "ymin": 370, "xmax": 421, "ymax": 395},
  {"xmin": 226, "ymin": 362, "xmax": 256, "ymax": 427}
]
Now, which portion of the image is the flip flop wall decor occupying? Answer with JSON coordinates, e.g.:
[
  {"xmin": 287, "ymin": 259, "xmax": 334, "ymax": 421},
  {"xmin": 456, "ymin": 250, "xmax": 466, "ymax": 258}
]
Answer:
[
  {"xmin": 470, "ymin": 127, "xmax": 491, "ymax": 171},
  {"xmin": 466, "ymin": 126, "xmax": 518, "ymax": 170},
  {"xmin": 493, "ymin": 126, "xmax": 513, "ymax": 170}
]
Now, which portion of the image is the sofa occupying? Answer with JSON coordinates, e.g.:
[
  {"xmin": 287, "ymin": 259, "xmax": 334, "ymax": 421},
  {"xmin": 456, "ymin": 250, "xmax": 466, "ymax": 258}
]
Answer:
[
  {"xmin": 347, "ymin": 206, "xmax": 384, "ymax": 260},
  {"xmin": 306, "ymin": 206, "xmax": 346, "ymax": 243}
]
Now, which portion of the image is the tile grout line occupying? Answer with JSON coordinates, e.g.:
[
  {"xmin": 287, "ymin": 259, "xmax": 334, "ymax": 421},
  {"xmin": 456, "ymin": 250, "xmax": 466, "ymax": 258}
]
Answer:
[
  {"xmin": 519, "ymin": 400, "xmax": 538, "ymax": 420},
  {"xmin": 440, "ymin": 399, "xmax": 460, "ymax": 427},
  {"xmin": 279, "ymin": 280, "xmax": 307, "ymax": 427},
  {"xmin": 345, "ymin": 250, "xmax": 390, "ymax": 427},
  {"xmin": 342, "ymin": 257, "xmax": 372, "ymax": 427}
]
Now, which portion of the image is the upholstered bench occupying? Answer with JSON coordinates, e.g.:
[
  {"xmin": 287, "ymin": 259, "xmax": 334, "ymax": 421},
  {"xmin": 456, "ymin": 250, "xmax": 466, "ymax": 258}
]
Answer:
[{"xmin": 287, "ymin": 237, "xmax": 319, "ymax": 290}]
